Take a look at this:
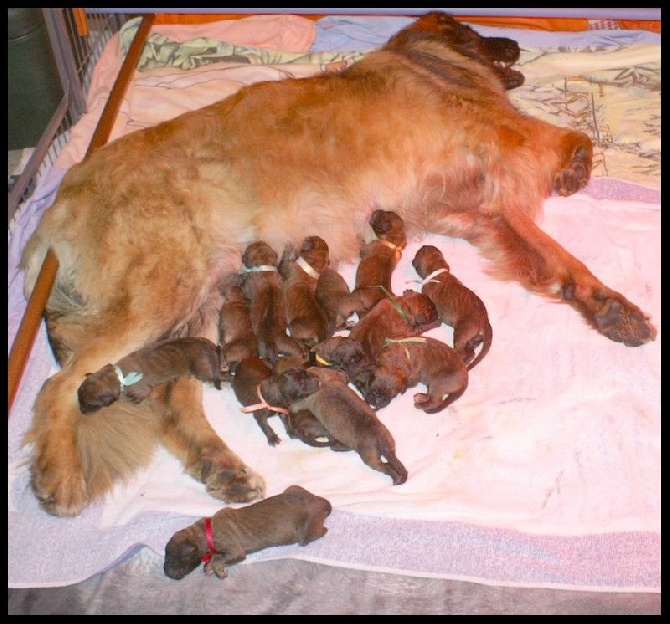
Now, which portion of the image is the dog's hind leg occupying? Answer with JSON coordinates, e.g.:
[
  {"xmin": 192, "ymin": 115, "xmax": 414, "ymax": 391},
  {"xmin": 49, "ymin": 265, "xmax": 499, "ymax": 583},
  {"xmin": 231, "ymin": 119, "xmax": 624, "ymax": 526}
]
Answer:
[
  {"xmin": 26, "ymin": 362, "xmax": 160, "ymax": 517},
  {"xmin": 157, "ymin": 378, "xmax": 266, "ymax": 503},
  {"xmin": 473, "ymin": 209, "xmax": 657, "ymax": 347}
]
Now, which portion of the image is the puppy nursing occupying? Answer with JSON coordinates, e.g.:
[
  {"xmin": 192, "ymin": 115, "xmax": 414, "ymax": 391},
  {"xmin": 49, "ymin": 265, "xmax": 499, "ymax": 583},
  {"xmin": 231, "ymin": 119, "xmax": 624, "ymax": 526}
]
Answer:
[
  {"xmin": 278, "ymin": 235, "xmax": 333, "ymax": 347},
  {"xmin": 351, "ymin": 209, "xmax": 408, "ymax": 316},
  {"xmin": 240, "ymin": 241, "xmax": 305, "ymax": 363}
]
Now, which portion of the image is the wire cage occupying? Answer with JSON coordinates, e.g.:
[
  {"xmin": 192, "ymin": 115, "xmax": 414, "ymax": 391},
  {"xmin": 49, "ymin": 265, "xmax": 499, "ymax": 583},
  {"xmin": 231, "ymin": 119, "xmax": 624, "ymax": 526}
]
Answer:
[{"xmin": 8, "ymin": 8, "xmax": 131, "ymax": 228}]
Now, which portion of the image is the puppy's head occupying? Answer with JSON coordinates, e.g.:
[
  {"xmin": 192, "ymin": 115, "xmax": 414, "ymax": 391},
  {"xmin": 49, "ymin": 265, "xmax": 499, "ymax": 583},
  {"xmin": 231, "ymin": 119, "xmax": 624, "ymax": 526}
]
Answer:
[
  {"xmin": 275, "ymin": 367, "xmax": 321, "ymax": 403},
  {"xmin": 164, "ymin": 528, "xmax": 204, "ymax": 580},
  {"xmin": 242, "ymin": 240, "xmax": 278, "ymax": 269},
  {"xmin": 385, "ymin": 11, "xmax": 524, "ymax": 90},
  {"xmin": 357, "ymin": 368, "xmax": 402, "ymax": 410},
  {"xmin": 77, "ymin": 365, "xmax": 120, "ymax": 414},
  {"xmin": 369, "ymin": 209, "xmax": 407, "ymax": 249},
  {"xmin": 299, "ymin": 235, "xmax": 330, "ymax": 273},
  {"xmin": 412, "ymin": 244, "xmax": 450, "ymax": 278},
  {"xmin": 399, "ymin": 290, "xmax": 440, "ymax": 330}
]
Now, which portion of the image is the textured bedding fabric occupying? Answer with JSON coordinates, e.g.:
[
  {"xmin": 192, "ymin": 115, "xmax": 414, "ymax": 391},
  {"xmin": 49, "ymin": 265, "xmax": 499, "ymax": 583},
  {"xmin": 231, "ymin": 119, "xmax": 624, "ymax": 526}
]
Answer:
[{"xmin": 7, "ymin": 14, "xmax": 660, "ymax": 612}]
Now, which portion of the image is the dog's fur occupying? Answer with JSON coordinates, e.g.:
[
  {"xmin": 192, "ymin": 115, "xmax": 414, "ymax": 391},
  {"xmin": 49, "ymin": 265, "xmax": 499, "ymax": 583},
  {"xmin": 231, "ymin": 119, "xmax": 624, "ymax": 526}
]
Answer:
[
  {"xmin": 77, "ymin": 337, "xmax": 224, "ymax": 414},
  {"xmin": 348, "ymin": 290, "xmax": 440, "ymax": 360},
  {"xmin": 314, "ymin": 267, "xmax": 360, "ymax": 331},
  {"xmin": 219, "ymin": 274, "xmax": 257, "ymax": 374},
  {"xmin": 413, "ymin": 244, "xmax": 493, "ymax": 369},
  {"xmin": 357, "ymin": 336, "xmax": 469, "ymax": 413},
  {"xmin": 288, "ymin": 367, "xmax": 409, "ymax": 485},
  {"xmin": 351, "ymin": 209, "xmax": 408, "ymax": 316},
  {"xmin": 240, "ymin": 241, "xmax": 305, "ymax": 364},
  {"xmin": 19, "ymin": 11, "xmax": 656, "ymax": 516},
  {"xmin": 278, "ymin": 235, "xmax": 333, "ymax": 347},
  {"xmin": 164, "ymin": 484, "xmax": 332, "ymax": 580}
]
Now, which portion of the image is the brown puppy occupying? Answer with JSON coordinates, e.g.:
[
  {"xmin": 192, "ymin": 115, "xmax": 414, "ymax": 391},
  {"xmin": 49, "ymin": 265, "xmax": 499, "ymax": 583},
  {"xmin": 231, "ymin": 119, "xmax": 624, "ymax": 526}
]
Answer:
[
  {"xmin": 278, "ymin": 235, "xmax": 333, "ymax": 348},
  {"xmin": 77, "ymin": 337, "xmax": 224, "ymax": 414},
  {"xmin": 219, "ymin": 273, "xmax": 257, "ymax": 374},
  {"xmin": 269, "ymin": 365, "xmax": 350, "ymax": 451},
  {"xmin": 348, "ymin": 290, "xmax": 440, "ymax": 360},
  {"xmin": 20, "ymin": 12, "xmax": 655, "ymax": 516},
  {"xmin": 164, "ymin": 484, "xmax": 332, "ymax": 580},
  {"xmin": 314, "ymin": 267, "xmax": 360, "ymax": 331},
  {"xmin": 356, "ymin": 336, "xmax": 469, "ymax": 413},
  {"xmin": 231, "ymin": 357, "xmax": 320, "ymax": 446},
  {"xmin": 240, "ymin": 240, "xmax": 305, "ymax": 364},
  {"xmin": 351, "ymin": 209, "xmax": 408, "ymax": 316},
  {"xmin": 288, "ymin": 366, "xmax": 409, "ymax": 485},
  {"xmin": 413, "ymin": 245, "xmax": 493, "ymax": 369}
]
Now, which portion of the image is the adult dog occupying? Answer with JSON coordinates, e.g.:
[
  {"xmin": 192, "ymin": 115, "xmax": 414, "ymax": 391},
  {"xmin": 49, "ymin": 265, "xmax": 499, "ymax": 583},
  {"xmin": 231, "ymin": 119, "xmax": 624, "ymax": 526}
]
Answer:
[{"xmin": 20, "ymin": 11, "xmax": 656, "ymax": 516}]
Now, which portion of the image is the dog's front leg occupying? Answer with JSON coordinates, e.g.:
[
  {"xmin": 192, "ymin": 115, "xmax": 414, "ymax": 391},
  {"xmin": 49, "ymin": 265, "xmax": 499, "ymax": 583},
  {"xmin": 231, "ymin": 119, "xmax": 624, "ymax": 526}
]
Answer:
[
  {"xmin": 474, "ymin": 209, "xmax": 656, "ymax": 346},
  {"xmin": 157, "ymin": 378, "xmax": 266, "ymax": 503}
]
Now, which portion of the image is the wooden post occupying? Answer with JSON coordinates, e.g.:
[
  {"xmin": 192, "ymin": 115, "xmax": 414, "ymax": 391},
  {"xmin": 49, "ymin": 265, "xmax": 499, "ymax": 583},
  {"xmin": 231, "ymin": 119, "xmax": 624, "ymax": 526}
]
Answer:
[{"xmin": 8, "ymin": 14, "xmax": 156, "ymax": 415}]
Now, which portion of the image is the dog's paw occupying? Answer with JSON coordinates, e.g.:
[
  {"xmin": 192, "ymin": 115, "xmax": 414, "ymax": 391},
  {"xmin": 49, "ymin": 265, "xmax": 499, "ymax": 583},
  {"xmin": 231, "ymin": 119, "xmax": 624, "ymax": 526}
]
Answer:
[
  {"xmin": 30, "ymin": 439, "xmax": 87, "ymax": 516},
  {"xmin": 591, "ymin": 292, "xmax": 657, "ymax": 347},
  {"xmin": 204, "ymin": 554, "xmax": 230, "ymax": 579},
  {"xmin": 554, "ymin": 139, "xmax": 592, "ymax": 196},
  {"xmin": 191, "ymin": 455, "xmax": 266, "ymax": 503}
]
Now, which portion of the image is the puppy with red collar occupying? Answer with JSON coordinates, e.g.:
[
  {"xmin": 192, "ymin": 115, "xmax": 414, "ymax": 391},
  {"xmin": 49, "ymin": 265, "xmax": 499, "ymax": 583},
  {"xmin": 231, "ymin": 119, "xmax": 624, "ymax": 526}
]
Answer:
[{"xmin": 164, "ymin": 484, "xmax": 331, "ymax": 580}]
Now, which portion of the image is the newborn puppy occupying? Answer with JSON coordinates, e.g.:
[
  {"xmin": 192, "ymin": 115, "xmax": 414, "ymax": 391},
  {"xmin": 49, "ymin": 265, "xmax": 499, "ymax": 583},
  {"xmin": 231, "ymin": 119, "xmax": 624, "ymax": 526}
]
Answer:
[
  {"xmin": 164, "ymin": 484, "xmax": 332, "ymax": 580},
  {"xmin": 348, "ymin": 289, "xmax": 440, "ymax": 360},
  {"xmin": 351, "ymin": 209, "xmax": 408, "ymax": 316},
  {"xmin": 219, "ymin": 273, "xmax": 257, "ymax": 374},
  {"xmin": 275, "ymin": 366, "xmax": 350, "ymax": 451},
  {"xmin": 412, "ymin": 244, "xmax": 493, "ymax": 369},
  {"xmin": 240, "ymin": 240, "xmax": 305, "ymax": 364},
  {"xmin": 315, "ymin": 266, "xmax": 360, "ymax": 331},
  {"xmin": 357, "ymin": 336, "xmax": 469, "ymax": 413},
  {"xmin": 278, "ymin": 235, "xmax": 332, "ymax": 347},
  {"xmin": 77, "ymin": 337, "xmax": 224, "ymax": 414},
  {"xmin": 288, "ymin": 366, "xmax": 409, "ymax": 485},
  {"xmin": 232, "ymin": 357, "xmax": 319, "ymax": 446}
]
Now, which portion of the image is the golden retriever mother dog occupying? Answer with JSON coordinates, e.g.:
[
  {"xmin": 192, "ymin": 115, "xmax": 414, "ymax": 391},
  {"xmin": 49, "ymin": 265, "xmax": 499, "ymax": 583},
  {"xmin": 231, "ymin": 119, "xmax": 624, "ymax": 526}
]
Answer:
[{"xmin": 20, "ymin": 12, "xmax": 656, "ymax": 516}]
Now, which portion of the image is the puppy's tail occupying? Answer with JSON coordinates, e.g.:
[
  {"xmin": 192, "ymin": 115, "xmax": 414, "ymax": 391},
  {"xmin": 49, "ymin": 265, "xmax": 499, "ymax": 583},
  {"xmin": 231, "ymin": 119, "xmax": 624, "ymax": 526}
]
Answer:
[{"xmin": 463, "ymin": 324, "xmax": 493, "ymax": 370}]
